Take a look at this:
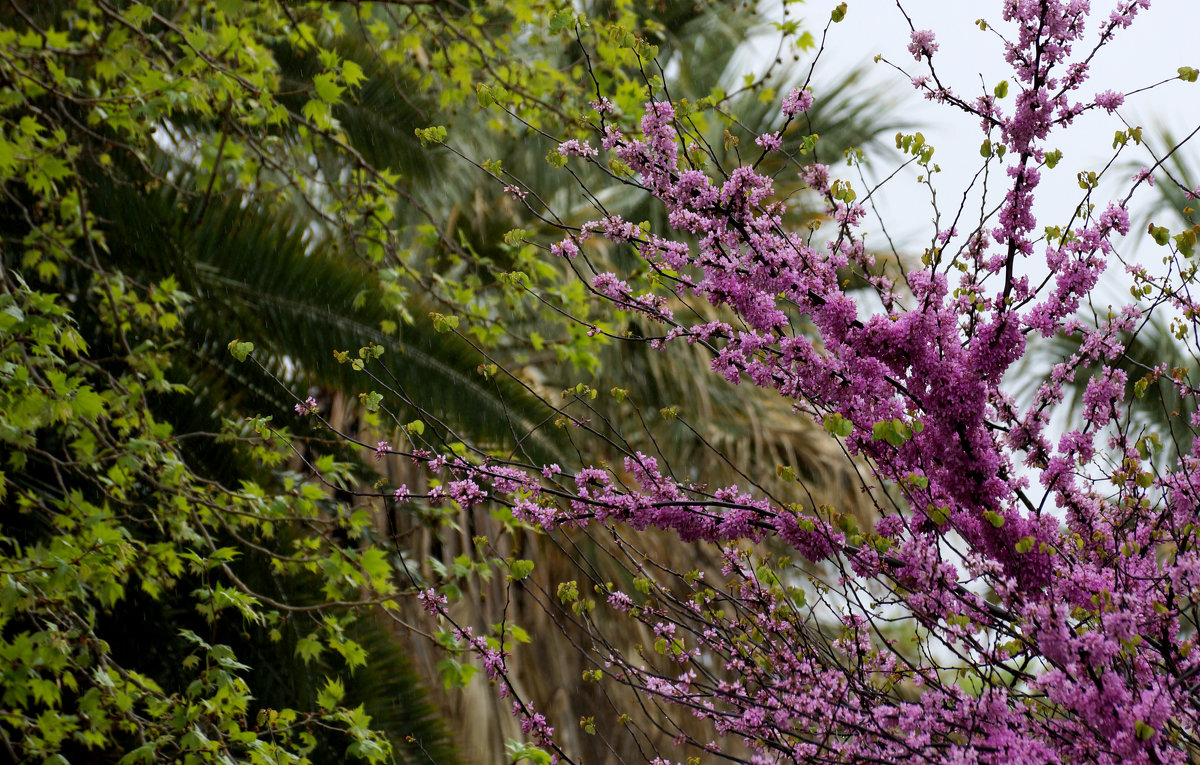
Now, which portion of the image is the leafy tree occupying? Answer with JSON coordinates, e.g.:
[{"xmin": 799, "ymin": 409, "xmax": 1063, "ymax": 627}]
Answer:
[{"xmin": 0, "ymin": 0, "xmax": 594, "ymax": 761}]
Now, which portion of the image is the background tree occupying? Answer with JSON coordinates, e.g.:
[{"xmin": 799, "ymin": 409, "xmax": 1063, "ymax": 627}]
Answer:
[{"xmin": 0, "ymin": 0, "xmax": 589, "ymax": 760}]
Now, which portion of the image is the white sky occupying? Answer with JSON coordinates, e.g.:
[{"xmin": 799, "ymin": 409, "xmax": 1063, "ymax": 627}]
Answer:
[{"xmin": 752, "ymin": 0, "xmax": 1200, "ymax": 280}]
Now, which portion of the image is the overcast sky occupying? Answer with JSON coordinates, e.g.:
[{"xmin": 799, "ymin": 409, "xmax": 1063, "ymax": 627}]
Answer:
[{"xmin": 752, "ymin": 0, "xmax": 1200, "ymax": 280}]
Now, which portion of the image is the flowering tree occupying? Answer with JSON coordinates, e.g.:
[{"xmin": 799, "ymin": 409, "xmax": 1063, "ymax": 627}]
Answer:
[
  {"xmin": 283, "ymin": 1, "xmax": 1200, "ymax": 763},
  {"xmin": 6, "ymin": 0, "xmax": 1200, "ymax": 763}
]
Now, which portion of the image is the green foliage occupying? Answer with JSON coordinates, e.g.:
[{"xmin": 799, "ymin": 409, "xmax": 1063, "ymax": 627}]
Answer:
[
  {"xmin": 0, "ymin": 0, "xmax": 899, "ymax": 761},
  {"xmin": 0, "ymin": 0, "xmax": 597, "ymax": 759},
  {"xmin": 823, "ymin": 412, "xmax": 855, "ymax": 437}
]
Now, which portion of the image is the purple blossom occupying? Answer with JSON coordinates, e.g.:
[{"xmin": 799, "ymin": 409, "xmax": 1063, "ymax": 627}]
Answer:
[
  {"xmin": 556, "ymin": 138, "xmax": 598, "ymax": 158},
  {"xmin": 480, "ymin": 647, "xmax": 506, "ymax": 679},
  {"xmin": 799, "ymin": 163, "xmax": 830, "ymax": 193},
  {"xmin": 908, "ymin": 29, "xmax": 938, "ymax": 60},
  {"xmin": 394, "ymin": 3, "xmax": 1200, "ymax": 756},
  {"xmin": 550, "ymin": 237, "xmax": 580, "ymax": 258},
  {"xmin": 607, "ymin": 591, "xmax": 633, "ymax": 612},
  {"xmin": 446, "ymin": 479, "xmax": 487, "ymax": 508},
  {"xmin": 1081, "ymin": 366, "xmax": 1127, "ymax": 425},
  {"xmin": 781, "ymin": 87, "xmax": 813, "ymax": 116},
  {"xmin": 755, "ymin": 131, "xmax": 782, "ymax": 153},
  {"xmin": 416, "ymin": 588, "xmax": 446, "ymax": 616},
  {"xmin": 1098, "ymin": 203, "xmax": 1130, "ymax": 235},
  {"xmin": 294, "ymin": 395, "xmax": 318, "ymax": 415},
  {"xmin": 373, "ymin": 440, "xmax": 389, "ymax": 461},
  {"xmin": 1095, "ymin": 89, "xmax": 1124, "ymax": 113}
]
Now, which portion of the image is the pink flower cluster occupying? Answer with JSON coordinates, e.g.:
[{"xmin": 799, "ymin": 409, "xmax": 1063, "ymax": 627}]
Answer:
[
  {"xmin": 781, "ymin": 87, "xmax": 813, "ymax": 116},
  {"xmin": 907, "ymin": 29, "xmax": 938, "ymax": 60}
]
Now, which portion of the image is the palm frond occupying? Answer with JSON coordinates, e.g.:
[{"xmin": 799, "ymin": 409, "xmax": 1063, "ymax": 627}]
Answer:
[
  {"xmin": 270, "ymin": 33, "xmax": 440, "ymax": 182},
  {"xmin": 88, "ymin": 163, "xmax": 570, "ymax": 464}
]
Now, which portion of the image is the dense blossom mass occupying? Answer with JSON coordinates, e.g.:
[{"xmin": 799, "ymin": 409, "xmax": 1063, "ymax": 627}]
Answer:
[{"xmin": 382, "ymin": 1, "xmax": 1200, "ymax": 763}]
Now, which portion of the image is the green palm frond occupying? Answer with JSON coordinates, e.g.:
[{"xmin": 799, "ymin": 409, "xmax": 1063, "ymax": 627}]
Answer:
[
  {"xmin": 87, "ymin": 162, "xmax": 569, "ymax": 465},
  {"xmin": 1140, "ymin": 126, "xmax": 1199, "ymax": 229},
  {"xmin": 346, "ymin": 616, "xmax": 463, "ymax": 765},
  {"xmin": 271, "ymin": 33, "xmax": 439, "ymax": 182}
]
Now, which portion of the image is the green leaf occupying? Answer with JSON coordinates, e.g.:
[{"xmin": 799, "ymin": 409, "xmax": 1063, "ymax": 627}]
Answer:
[
  {"xmin": 341, "ymin": 60, "xmax": 365, "ymax": 88},
  {"xmin": 72, "ymin": 386, "xmax": 105, "ymax": 419},
  {"xmin": 1148, "ymin": 223, "xmax": 1171, "ymax": 246},
  {"xmin": 302, "ymin": 98, "xmax": 330, "ymax": 126},
  {"xmin": 508, "ymin": 741, "xmax": 553, "ymax": 765},
  {"xmin": 118, "ymin": 743, "xmax": 157, "ymax": 764},
  {"xmin": 823, "ymin": 412, "xmax": 854, "ymax": 438},
  {"xmin": 993, "ymin": 80, "xmax": 1009, "ymax": 98},
  {"xmin": 549, "ymin": 9, "xmax": 575, "ymax": 33},
  {"xmin": 429, "ymin": 312, "xmax": 459, "ymax": 333},
  {"xmin": 476, "ymin": 82, "xmax": 494, "ymax": 108},
  {"xmin": 557, "ymin": 580, "xmax": 579, "ymax": 603},
  {"xmin": 831, "ymin": 2, "xmax": 847, "ymax": 22},
  {"xmin": 414, "ymin": 125, "xmax": 448, "ymax": 146},
  {"xmin": 1179, "ymin": 66, "xmax": 1198, "ymax": 83},
  {"xmin": 294, "ymin": 633, "xmax": 322, "ymax": 666},
  {"xmin": 313, "ymin": 72, "xmax": 345, "ymax": 104},
  {"xmin": 436, "ymin": 657, "xmax": 477, "ymax": 689},
  {"xmin": 227, "ymin": 339, "xmax": 254, "ymax": 361},
  {"xmin": 1174, "ymin": 226, "xmax": 1197, "ymax": 258},
  {"xmin": 317, "ymin": 677, "xmax": 345, "ymax": 710},
  {"xmin": 508, "ymin": 559, "xmax": 535, "ymax": 580},
  {"xmin": 905, "ymin": 473, "xmax": 929, "ymax": 489},
  {"xmin": 871, "ymin": 418, "xmax": 912, "ymax": 448},
  {"xmin": 925, "ymin": 505, "xmax": 949, "ymax": 526}
]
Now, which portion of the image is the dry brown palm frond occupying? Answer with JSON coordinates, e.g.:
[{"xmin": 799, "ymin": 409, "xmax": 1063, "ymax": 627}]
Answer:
[
  {"xmin": 374, "ymin": 494, "xmax": 747, "ymax": 764},
  {"xmin": 589, "ymin": 308, "xmax": 877, "ymax": 530}
]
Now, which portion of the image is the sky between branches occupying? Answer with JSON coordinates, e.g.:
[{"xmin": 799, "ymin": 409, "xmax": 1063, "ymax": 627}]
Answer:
[{"xmin": 752, "ymin": 0, "xmax": 1200, "ymax": 288}]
